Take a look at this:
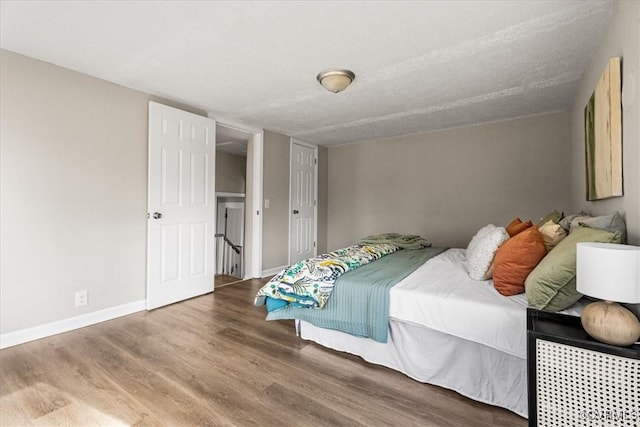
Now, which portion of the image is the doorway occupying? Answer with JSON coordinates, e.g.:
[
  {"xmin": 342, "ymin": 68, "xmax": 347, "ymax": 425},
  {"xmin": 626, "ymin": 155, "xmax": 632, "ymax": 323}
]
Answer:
[
  {"xmin": 214, "ymin": 123, "xmax": 254, "ymax": 287},
  {"xmin": 215, "ymin": 196, "xmax": 244, "ymax": 285}
]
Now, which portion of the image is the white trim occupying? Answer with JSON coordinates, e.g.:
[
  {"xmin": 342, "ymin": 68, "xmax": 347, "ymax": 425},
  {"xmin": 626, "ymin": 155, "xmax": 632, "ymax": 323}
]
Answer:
[
  {"xmin": 262, "ymin": 265, "xmax": 288, "ymax": 277},
  {"xmin": 212, "ymin": 117, "xmax": 262, "ymax": 135},
  {"xmin": 288, "ymin": 140, "xmax": 293, "ymax": 265},
  {"xmin": 216, "ymin": 192, "xmax": 245, "ymax": 198},
  {"xmin": 313, "ymin": 145, "xmax": 318, "ymax": 257},
  {"xmin": 291, "ymin": 139, "xmax": 318, "ymax": 149},
  {"xmin": 0, "ymin": 300, "xmax": 146, "ymax": 349},
  {"xmin": 251, "ymin": 131, "xmax": 264, "ymax": 278}
]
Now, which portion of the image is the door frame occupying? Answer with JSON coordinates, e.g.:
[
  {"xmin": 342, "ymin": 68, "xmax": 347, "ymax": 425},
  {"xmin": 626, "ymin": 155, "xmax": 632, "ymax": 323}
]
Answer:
[
  {"xmin": 215, "ymin": 199, "xmax": 245, "ymax": 278},
  {"xmin": 214, "ymin": 192, "xmax": 245, "ymax": 274},
  {"xmin": 213, "ymin": 119, "xmax": 263, "ymax": 279},
  {"xmin": 288, "ymin": 138, "xmax": 318, "ymax": 265}
]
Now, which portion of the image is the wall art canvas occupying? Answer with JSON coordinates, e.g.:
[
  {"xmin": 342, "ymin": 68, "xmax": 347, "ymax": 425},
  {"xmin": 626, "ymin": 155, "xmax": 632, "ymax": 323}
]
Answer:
[{"xmin": 584, "ymin": 57, "xmax": 622, "ymax": 201}]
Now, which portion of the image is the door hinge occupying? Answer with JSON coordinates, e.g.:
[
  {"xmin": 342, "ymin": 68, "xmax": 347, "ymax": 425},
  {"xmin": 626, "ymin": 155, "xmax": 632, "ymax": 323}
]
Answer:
[
  {"xmin": 314, "ymin": 241, "xmax": 316, "ymax": 248},
  {"xmin": 314, "ymin": 200, "xmax": 317, "ymax": 206},
  {"xmin": 314, "ymin": 158, "xmax": 317, "ymax": 165}
]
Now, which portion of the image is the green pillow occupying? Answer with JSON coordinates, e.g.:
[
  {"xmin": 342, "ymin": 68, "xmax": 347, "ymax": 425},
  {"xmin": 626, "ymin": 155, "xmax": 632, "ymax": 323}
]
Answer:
[
  {"xmin": 536, "ymin": 210, "xmax": 564, "ymax": 228},
  {"xmin": 525, "ymin": 226, "xmax": 622, "ymax": 312}
]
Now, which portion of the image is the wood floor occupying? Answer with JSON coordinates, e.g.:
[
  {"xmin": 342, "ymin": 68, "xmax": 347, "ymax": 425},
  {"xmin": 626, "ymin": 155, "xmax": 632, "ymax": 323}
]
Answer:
[
  {"xmin": 214, "ymin": 274, "xmax": 244, "ymax": 288},
  {"xmin": 0, "ymin": 279, "xmax": 527, "ymax": 426}
]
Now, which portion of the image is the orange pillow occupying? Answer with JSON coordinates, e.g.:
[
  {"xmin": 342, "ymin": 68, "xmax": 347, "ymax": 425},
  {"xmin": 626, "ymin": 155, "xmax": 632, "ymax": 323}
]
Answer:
[
  {"xmin": 492, "ymin": 226, "xmax": 546, "ymax": 296},
  {"xmin": 506, "ymin": 218, "xmax": 533, "ymax": 237}
]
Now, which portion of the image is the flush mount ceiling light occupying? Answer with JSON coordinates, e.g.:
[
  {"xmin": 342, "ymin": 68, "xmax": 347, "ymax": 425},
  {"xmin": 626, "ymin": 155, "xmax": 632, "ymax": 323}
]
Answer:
[{"xmin": 316, "ymin": 68, "xmax": 355, "ymax": 93}]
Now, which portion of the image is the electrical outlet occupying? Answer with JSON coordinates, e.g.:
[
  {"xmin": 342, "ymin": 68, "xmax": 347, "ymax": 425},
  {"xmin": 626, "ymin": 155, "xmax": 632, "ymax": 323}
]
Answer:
[{"xmin": 75, "ymin": 290, "xmax": 88, "ymax": 307}]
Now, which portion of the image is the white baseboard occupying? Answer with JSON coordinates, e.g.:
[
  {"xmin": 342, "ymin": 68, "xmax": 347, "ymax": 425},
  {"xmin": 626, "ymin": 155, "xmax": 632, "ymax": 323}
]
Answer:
[
  {"xmin": 0, "ymin": 299, "xmax": 146, "ymax": 349},
  {"xmin": 261, "ymin": 265, "xmax": 288, "ymax": 278}
]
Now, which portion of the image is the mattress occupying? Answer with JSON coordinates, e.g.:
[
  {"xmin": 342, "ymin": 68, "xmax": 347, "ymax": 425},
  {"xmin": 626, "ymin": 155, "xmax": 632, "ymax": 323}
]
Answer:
[{"xmin": 389, "ymin": 248, "xmax": 583, "ymax": 359}]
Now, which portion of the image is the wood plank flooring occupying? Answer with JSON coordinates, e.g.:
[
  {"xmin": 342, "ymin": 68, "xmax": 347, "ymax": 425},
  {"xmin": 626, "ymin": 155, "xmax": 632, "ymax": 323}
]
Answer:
[
  {"xmin": 0, "ymin": 279, "xmax": 527, "ymax": 426},
  {"xmin": 214, "ymin": 274, "xmax": 244, "ymax": 288}
]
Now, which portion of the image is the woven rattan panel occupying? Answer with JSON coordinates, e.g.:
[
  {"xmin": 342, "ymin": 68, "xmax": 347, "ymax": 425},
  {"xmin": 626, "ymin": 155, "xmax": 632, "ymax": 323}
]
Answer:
[{"xmin": 536, "ymin": 339, "xmax": 639, "ymax": 426}]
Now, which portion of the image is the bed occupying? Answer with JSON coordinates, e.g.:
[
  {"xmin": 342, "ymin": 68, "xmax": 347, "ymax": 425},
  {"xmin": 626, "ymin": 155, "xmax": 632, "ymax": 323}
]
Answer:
[
  {"xmin": 256, "ymin": 243, "xmax": 585, "ymax": 418},
  {"xmin": 298, "ymin": 248, "xmax": 587, "ymax": 418},
  {"xmin": 255, "ymin": 214, "xmax": 625, "ymax": 418}
]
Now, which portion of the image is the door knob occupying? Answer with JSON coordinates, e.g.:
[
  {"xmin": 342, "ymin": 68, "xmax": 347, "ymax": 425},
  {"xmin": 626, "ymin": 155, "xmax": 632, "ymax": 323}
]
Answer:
[
  {"xmin": 152, "ymin": 212, "xmax": 163, "ymax": 219},
  {"xmin": 293, "ymin": 210, "xmax": 299, "ymax": 214}
]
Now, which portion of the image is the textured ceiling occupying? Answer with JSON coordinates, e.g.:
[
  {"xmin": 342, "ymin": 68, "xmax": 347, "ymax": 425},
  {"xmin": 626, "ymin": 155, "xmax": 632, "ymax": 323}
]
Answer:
[
  {"xmin": 0, "ymin": 1, "xmax": 614, "ymax": 146},
  {"xmin": 216, "ymin": 125, "xmax": 249, "ymax": 157}
]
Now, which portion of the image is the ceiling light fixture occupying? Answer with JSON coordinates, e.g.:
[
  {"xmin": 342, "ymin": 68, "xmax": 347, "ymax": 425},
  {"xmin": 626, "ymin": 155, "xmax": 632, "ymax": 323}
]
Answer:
[{"xmin": 316, "ymin": 68, "xmax": 355, "ymax": 93}]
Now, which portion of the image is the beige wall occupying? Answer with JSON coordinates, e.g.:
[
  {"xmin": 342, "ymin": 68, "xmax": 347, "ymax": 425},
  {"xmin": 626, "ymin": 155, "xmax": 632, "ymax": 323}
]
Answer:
[
  {"xmin": 570, "ymin": 0, "xmax": 639, "ymax": 245},
  {"xmin": 261, "ymin": 130, "xmax": 291, "ymax": 271},
  {"xmin": 216, "ymin": 151, "xmax": 246, "ymax": 194},
  {"xmin": 1, "ymin": 50, "xmax": 149, "ymax": 334},
  {"xmin": 327, "ymin": 112, "xmax": 572, "ymax": 250},
  {"xmin": 0, "ymin": 50, "xmax": 205, "ymax": 335}
]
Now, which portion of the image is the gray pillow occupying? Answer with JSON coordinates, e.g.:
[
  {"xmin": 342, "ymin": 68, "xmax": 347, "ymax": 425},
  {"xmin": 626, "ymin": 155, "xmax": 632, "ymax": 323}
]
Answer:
[
  {"xmin": 558, "ymin": 213, "xmax": 585, "ymax": 231},
  {"xmin": 566, "ymin": 215, "xmax": 592, "ymax": 232},
  {"xmin": 577, "ymin": 211, "xmax": 627, "ymax": 243}
]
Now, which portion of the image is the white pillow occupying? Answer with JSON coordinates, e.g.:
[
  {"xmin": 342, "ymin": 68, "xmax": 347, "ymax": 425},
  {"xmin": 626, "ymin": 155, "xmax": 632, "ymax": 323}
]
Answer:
[{"xmin": 466, "ymin": 224, "xmax": 509, "ymax": 280}]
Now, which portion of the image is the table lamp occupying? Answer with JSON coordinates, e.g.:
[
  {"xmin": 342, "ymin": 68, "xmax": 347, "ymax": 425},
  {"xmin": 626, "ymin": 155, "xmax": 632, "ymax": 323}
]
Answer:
[{"xmin": 576, "ymin": 242, "xmax": 640, "ymax": 346}]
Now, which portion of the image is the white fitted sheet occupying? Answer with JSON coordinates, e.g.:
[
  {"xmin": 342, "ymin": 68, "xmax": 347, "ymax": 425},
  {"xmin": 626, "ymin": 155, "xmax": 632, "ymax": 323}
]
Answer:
[{"xmin": 390, "ymin": 248, "xmax": 583, "ymax": 359}]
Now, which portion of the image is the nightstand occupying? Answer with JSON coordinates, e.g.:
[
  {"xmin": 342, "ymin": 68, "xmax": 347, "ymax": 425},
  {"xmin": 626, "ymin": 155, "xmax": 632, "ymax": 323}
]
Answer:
[{"xmin": 527, "ymin": 308, "xmax": 639, "ymax": 427}]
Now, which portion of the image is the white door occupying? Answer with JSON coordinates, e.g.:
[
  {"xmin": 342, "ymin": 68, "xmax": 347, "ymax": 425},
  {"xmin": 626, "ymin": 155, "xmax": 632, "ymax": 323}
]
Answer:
[
  {"xmin": 147, "ymin": 102, "xmax": 216, "ymax": 310},
  {"xmin": 289, "ymin": 142, "xmax": 316, "ymax": 264}
]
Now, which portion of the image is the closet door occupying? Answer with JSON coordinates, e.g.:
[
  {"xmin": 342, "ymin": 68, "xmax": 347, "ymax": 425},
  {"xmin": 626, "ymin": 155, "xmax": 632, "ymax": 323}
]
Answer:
[
  {"xmin": 147, "ymin": 102, "xmax": 216, "ymax": 310},
  {"xmin": 289, "ymin": 141, "xmax": 316, "ymax": 265}
]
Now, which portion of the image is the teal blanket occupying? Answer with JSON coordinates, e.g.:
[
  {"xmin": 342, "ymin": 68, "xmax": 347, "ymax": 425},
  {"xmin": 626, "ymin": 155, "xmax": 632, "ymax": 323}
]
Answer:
[{"xmin": 266, "ymin": 247, "xmax": 447, "ymax": 343}]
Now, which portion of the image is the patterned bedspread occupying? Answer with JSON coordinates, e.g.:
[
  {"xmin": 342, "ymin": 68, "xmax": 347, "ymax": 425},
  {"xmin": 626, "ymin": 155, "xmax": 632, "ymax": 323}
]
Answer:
[
  {"xmin": 254, "ymin": 243, "xmax": 399, "ymax": 310},
  {"xmin": 359, "ymin": 233, "xmax": 430, "ymax": 249},
  {"xmin": 266, "ymin": 247, "xmax": 447, "ymax": 342}
]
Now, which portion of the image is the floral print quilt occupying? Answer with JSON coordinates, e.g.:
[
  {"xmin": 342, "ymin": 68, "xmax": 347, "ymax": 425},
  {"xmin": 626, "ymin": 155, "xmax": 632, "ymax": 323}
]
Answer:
[{"xmin": 254, "ymin": 243, "xmax": 399, "ymax": 309}]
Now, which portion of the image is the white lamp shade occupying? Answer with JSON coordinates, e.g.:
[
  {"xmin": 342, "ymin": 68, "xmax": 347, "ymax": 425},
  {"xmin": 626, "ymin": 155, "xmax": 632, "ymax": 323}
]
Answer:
[{"xmin": 577, "ymin": 242, "xmax": 640, "ymax": 303}]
